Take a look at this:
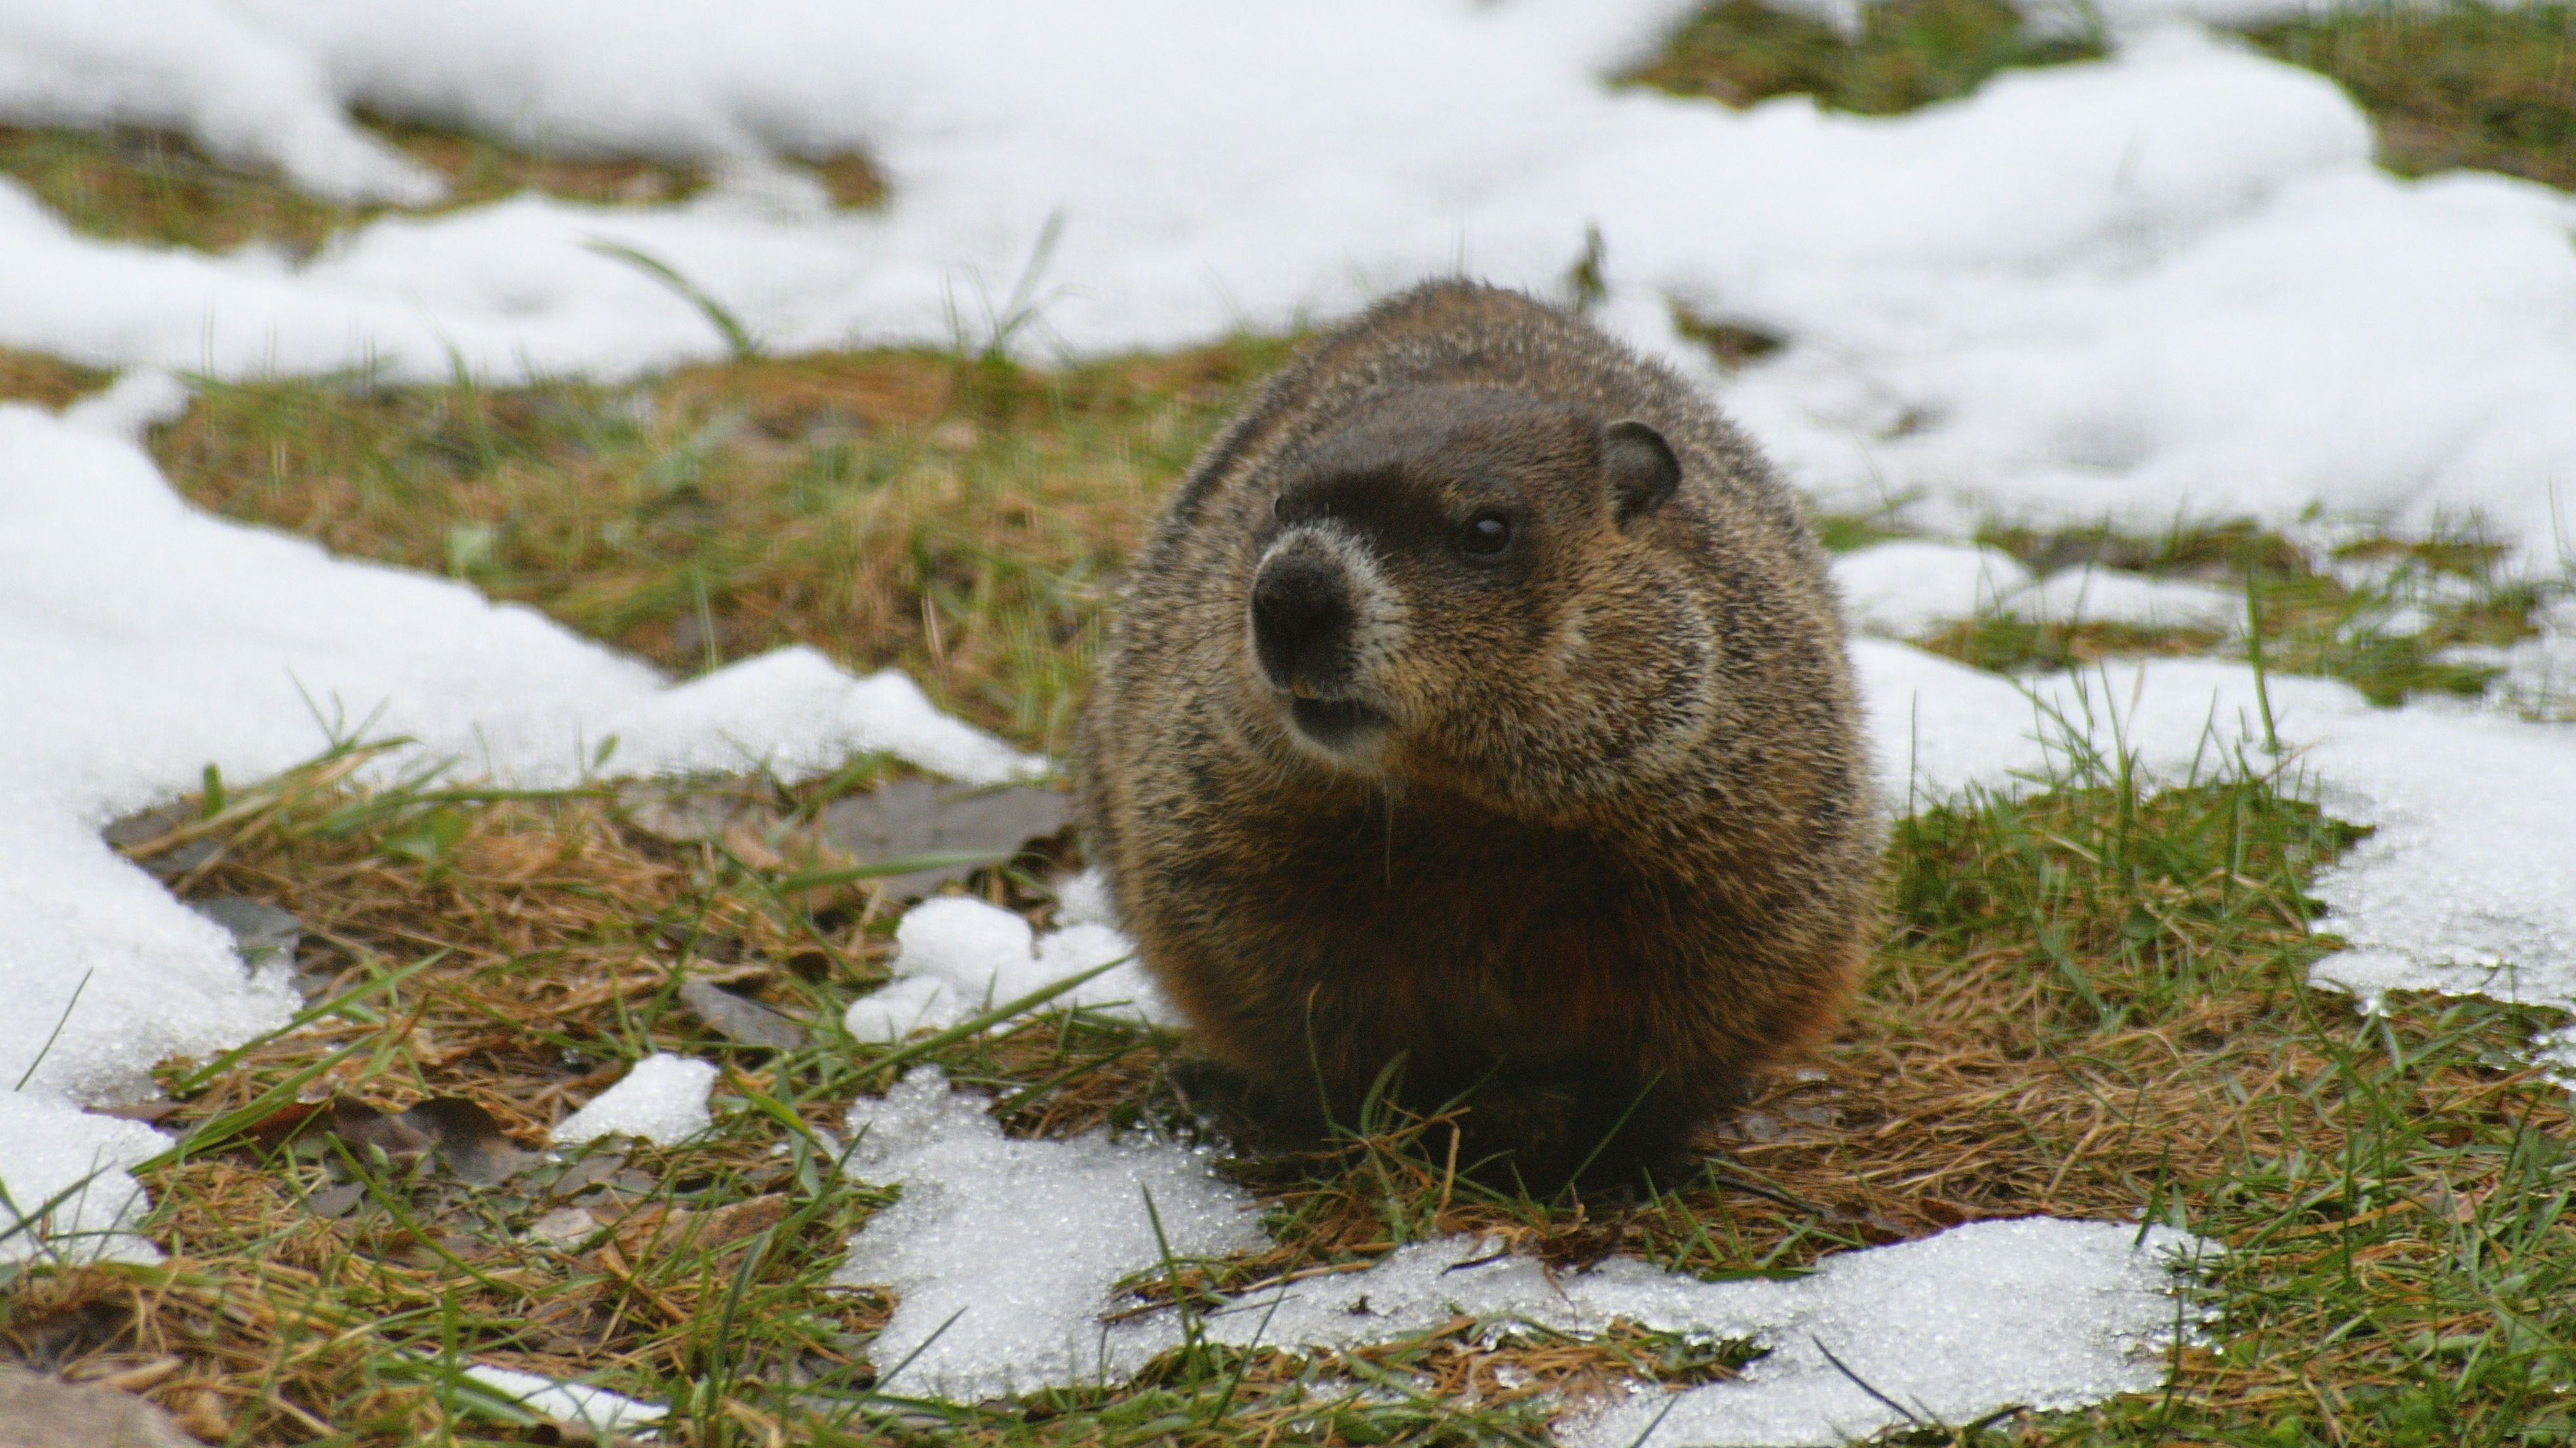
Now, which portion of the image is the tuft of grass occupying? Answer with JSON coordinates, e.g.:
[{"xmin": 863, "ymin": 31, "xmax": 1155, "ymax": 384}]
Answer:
[
  {"xmin": 1670, "ymin": 302, "xmax": 1785, "ymax": 373},
  {"xmin": 1918, "ymin": 614, "xmax": 2229, "ymax": 677},
  {"xmin": 2248, "ymin": 2, "xmax": 2576, "ymax": 190},
  {"xmin": 0, "ymin": 119, "xmax": 884, "ymax": 257},
  {"xmin": 1631, "ymin": 0, "xmax": 2102, "ymax": 115},
  {"xmin": 0, "ymin": 348, "xmax": 111, "ymax": 407},
  {"xmin": 150, "ymin": 340, "xmax": 1294, "ymax": 754}
]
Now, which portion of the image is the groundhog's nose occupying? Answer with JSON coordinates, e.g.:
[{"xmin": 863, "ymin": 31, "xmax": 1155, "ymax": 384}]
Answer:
[{"xmin": 1250, "ymin": 551, "xmax": 1355, "ymax": 696}]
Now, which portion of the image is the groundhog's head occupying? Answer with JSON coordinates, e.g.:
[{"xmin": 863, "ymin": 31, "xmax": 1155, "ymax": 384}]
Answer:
[{"xmin": 1238, "ymin": 385, "xmax": 1722, "ymax": 817}]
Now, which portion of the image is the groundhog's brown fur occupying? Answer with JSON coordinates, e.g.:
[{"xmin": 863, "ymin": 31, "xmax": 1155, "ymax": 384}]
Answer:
[{"xmin": 1075, "ymin": 281, "xmax": 1877, "ymax": 1187}]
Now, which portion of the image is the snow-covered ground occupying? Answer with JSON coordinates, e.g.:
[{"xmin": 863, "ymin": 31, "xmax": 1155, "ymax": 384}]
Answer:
[
  {"xmin": 2, "ymin": 0, "xmax": 2573, "ymax": 1435},
  {"xmin": 832, "ymin": 1069, "xmax": 2211, "ymax": 1444},
  {"xmin": 1, "ymin": 4, "xmax": 2573, "ymax": 551}
]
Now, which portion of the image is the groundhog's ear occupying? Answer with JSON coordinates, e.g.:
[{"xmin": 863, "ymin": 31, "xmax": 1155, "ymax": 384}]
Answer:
[{"xmin": 1604, "ymin": 419, "xmax": 1680, "ymax": 526}]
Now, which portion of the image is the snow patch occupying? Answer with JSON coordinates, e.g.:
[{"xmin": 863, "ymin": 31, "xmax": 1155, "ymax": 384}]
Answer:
[
  {"xmin": 0, "ymin": 401, "xmax": 1032, "ymax": 1102},
  {"xmin": 832, "ymin": 1068, "xmax": 1266, "ymax": 1401},
  {"xmin": 829, "ymin": 1079, "xmax": 2208, "ymax": 1434},
  {"xmin": 551, "ymin": 1053, "xmax": 717, "ymax": 1147},
  {"xmin": 1833, "ymin": 540, "xmax": 2034, "ymax": 639},
  {"xmin": 1101, "ymin": 1222, "xmax": 2205, "ymax": 1448},
  {"xmin": 841, "ymin": 895, "xmax": 1172, "ymax": 1041},
  {"xmin": 1835, "ymin": 542, "xmax": 2241, "ymax": 639},
  {"xmin": 2444, "ymin": 599, "xmax": 2576, "ymax": 723},
  {"xmin": 0, "ymin": 1090, "xmax": 170, "ymax": 1266},
  {"xmin": 832, "ymin": 1071, "xmax": 2207, "ymax": 1428},
  {"xmin": 2005, "ymin": 567, "xmax": 2243, "ymax": 633},
  {"xmin": 0, "ymin": 1, "xmax": 443, "ymax": 204},
  {"xmin": 1565, "ymin": 1219, "xmax": 2209, "ymax": 1447}
]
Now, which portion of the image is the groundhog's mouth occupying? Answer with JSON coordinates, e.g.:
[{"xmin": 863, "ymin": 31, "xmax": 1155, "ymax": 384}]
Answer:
[{"xmin": 1287, "ymin": 692, "xmax": 1387, "ymax": 751}]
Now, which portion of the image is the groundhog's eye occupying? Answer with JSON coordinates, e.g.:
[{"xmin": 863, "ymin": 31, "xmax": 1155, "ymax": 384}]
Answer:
[{"xmin": 1459, "ymin": 511, "xmax": 1514, "ymax": 557}]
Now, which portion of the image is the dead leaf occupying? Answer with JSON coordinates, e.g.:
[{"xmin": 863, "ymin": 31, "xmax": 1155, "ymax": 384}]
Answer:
[
  {"xmin": 678, "ymin": 978, "xmax": 809, "ymax": 1050},
  {"xmin": 815, "ymin": 779, "xmax": 1069, "ymax": 897},
  {"xmin": 717, "ymin": 820, "xmax": 785, "ymax": 870},
  {"xmin": 100, "ymin": 801, "xmax": 193, "ymax": 849},
  {"xmin": 545, "ymin": 1152, "xmax": 629, "ymax": 1199},
  {"xmin": 101, "ymin": 802, "xmax": 219, "ymax": 880},
  {"xmin": 230, "ymin": 1098, "xmax": 328, "ymax": 1153},
  {"xmin": 527, "ymin": 1205, "xmax": 599, "ymax": 1248},
  {"xmin": 330, "ymin": 1096, "xmax": 540, "ymax": 1187},
  {"xmin": 618, "ymin": 781, "xmax": 768, "ymax": 845},
  {"xmin": 90, "ymin": 1100, "xmax": 183, "ymax": 1124},
  {"xmin": 187, "ymin": 897, "xmax": 303, "ymax": 968},
  {"xmin": 70, "ymin": 1358, "xmax": 181, "ymax": 1395},
  {"xmin": 0, "ymin": 1364, "xmax": 198, "ymax": 1448}
]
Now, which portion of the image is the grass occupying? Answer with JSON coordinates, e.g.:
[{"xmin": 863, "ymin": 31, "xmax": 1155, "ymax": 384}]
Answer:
[{"xmin": 0, "ymin": 119, "xmax": 883, "ymax": 257}]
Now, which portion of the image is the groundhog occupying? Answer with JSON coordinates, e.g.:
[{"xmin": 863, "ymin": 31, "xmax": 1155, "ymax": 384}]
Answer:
[{"xmin": 1073, "ymin": 280, "xmax": 1876, "ymax": 1188}]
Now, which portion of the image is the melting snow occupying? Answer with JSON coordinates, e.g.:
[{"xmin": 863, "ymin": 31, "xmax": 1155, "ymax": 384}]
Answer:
[
  {"xmin": 2446, "ymin": 599, "xmax": 2576, "ymax": 724},
  {"xmin": 0, "ymin": 1090, "xmax": 169, "ymax": 1265},
  {"xmin": 1563, "ymin": 1219, "xmax": 2209, "ymax": 1447},
  {"xmin": 1832, "ymin": 541, "xmax": 2244, "ymax": 637},
  {"xmin": 832, "ymin": 1069, "xmax": 1266, "ymax": 1400},
  {"xmin": 829, "ymin": 1071, "xmax": 2207, "ymax": 1436},
  {"xmin": 0, "ymin": 11, "xmax": 2566, "ymax": 555},
  {"xmin": 841, "ymin": 895, "xmax": 1173, "ymax": 1041},
  {"xmin": 1833, "ymin": 540, "xmax": 2035, "ymax": 638},
  {"xmin": 1130, "ymin": 1223, "xmax": 2205, "ymax": 1448},
  {"xmin": 550, "ymin": 1052, "xmax": 718, "ymax": 1147},
  {"xmin": 2003, "ymin": 567, "xmax": 2243, "ymax": 633}
]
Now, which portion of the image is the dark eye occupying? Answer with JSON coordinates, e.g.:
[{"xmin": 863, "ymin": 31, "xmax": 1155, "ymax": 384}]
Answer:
[{"xmin": 1459, "ymin": 511, "xmax": 1513, "ymax": 557}]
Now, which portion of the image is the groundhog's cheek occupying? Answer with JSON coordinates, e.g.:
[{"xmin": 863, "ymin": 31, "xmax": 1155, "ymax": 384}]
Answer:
[{"xmin": 1553, "ymin": 598, "xmax": 1721, "ymax": 766}]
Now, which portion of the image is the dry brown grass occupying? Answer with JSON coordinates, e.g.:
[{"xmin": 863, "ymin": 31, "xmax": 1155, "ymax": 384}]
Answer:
[
  {"xmin": 0, "ymin": 349, "xmax": 111, "ymax": 407},
  {"xmin": 1631, "ymin": 0, "xmax": 2101, "ymax": 115},
  {"xmin": 0, "ymin": 120, "xmax": 882, "ymax": 258}
]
